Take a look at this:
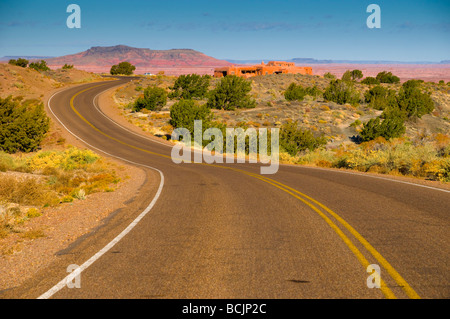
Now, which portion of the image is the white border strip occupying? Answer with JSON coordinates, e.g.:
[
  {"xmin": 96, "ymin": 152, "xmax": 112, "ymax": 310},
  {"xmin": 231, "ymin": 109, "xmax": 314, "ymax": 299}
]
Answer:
[
  {"xmin": 286, "ymin": 165, "xmax": 450, "ymax": 193},
  {"xmin": 38, "ymin": 86, "xmax": 165, "ymax": 299}
]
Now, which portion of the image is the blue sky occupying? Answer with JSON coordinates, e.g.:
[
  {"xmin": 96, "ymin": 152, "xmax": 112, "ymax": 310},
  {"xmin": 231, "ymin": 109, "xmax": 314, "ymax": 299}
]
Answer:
[{"xmin": 0, "ymin": 0, "xmax": 449, "ymax": 61}]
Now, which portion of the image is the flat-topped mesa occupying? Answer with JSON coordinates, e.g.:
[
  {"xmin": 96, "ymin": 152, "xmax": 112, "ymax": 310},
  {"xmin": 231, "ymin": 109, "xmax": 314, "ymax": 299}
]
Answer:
[{"xmin": 214, "ymin": 61, "xmax": 313, "ymax": 78}]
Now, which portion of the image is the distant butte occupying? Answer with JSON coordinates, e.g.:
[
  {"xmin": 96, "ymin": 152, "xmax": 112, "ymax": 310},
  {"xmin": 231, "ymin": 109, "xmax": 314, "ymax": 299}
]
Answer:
[{"xmin": 45, "ymin": 45, "xmax": 232, "ymax": 75}]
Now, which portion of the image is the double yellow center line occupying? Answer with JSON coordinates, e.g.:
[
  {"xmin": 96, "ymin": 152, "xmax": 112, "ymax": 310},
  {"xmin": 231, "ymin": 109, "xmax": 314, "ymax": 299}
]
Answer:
[{"xmin": 68, "ymin": 83, "xmax": 421, "ymax": 299}]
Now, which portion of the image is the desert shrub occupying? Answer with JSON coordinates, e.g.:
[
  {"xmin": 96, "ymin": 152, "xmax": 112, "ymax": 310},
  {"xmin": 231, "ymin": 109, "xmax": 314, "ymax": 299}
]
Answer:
[
  {"xmin": 29, "ymin": 60, "xmax": 50, "ymax": 72},
  {"xmin": 350, "ymin": 70, "xmax": 364, "ymax": 81},
  {"xmin": 207, "ymin": 75, "xmax": 256, "ymax": 110},
  {"xmin": 110, "ymin": 61, "xmax": 136, "ymax": 75},
  {"xmin": 376, "ymin": 71, "xmax": 400, "ymax": 84},
  {"xmin": 284, "ymin": 83, "xmax": 306, "ymax": 101},
  {"xmin": 350, "ymin": 119, "xmax": 362, "ymax": 128},
  {"xmin": 323, "ymin": 80, "xmax": 360, "ymax": 105},
  {"xmin": 132, "ymin": 86, "xmax": 167, "ymax": 111},
  {"xmin": 62, "ymin": 64, "xmax": 74, "ymax": 69},
  {"xmin": 0, "ymin": 97, "xmax": 50, "ymax": 153},
  {"xmin": 26, "ymin": 147, "xmax": 99, "ymax": 171},
  {"xmin": 169, "ymin": 74, "xmax": 210, "ymax": 99},
  {"xmin": 0, "ymin": 176, "xmax": 49, "ymax": 206},
  {"xmin": 360, "ymin": 115, "xmax": 405, "ymax": 142},
  {"xmin": 364, "ymin": 85, "xmax": 398, "ymax": 110},
  {"xmin": 305, "ymin": 85, "xmax": 322, "ymax": 98},
  {"xmin": 323, "ymin": 72, "xmax": 336, "ymax": 80},
  {"xmin": 170, "ymin": 99, "xmax": 212, "ymax": 134},
  {"xmin": 397, "ymin": 80, "xmax": 434, "ymax": 118},
  {"xmin": 8, "ymin": 58, "xmax": 29, "ymax": 68},
  {"xmin": 341, "ymin": 70, "xmax": 352, "ymax": 82},
  {"xmin": 279, "ymin": 121, "xmax": 327, "ymax": 156},
  {"xmin": 361, "ymin": 77, "xmax": 380, "ymax": 85}
]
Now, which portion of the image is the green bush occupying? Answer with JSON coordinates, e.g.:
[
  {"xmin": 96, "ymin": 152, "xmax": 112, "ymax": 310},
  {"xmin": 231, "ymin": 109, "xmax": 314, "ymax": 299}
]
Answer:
[
  {"xmin": 284, "ymin": 83, "xmax": 306, "ymax": 101},
  {"xmin": 397, "ymin": 80, "xmax": 434, "ymax": 118},
  {"xmin": 350, "ymin": 70, "xmax": 364, "ymax": 81},
  {"xmin": 361, "ymin": 77, "xmax": 380, "ymax": 85},
  {"xmin": 360, "ymin": 115, "xmax": 405, "ymax": 142},
  {"xmin": 280, "ymin": 121, "xmax": 327, "ymax": 156},
  {"xmin": 132, "ymin": 86, "xmax": 167, "ymax": 111},
  {"xmin": 29, "ymin": 60, "xmax": 50, "ymax": 72},
  {"xmin": 341, "ymin": 69, "xmax": 363, "ymax": 82},
  {"xmin": 323, "ymin": 80, "xmax": 360, "ymax": 105},
  {"xmin": 62, "ymin": 64, "xmax": 74, "ymax": 69},
  {"xmin": 376, "ymin": 71, "xmax": 400, "ymax": 84},
  {"xmin": 207, "ymin": 75, "xmax": 256, "ymax": 110},
  {"xmin": 110, "ymin": 61, "xmax": 136, "ymax": 75},
  {"xmin": 364, "ymin": 85, "xmax": 397, "ymax": 110},
  {"xmin": 170, "ymin": 99, "xmax": 212, "ymax": 134},
  {"xmin": 8, "ymin": 58, "xmax": 29, "ymax": 68},
  {"xmin": 323, "ymin": 72, "xmax": 336, "ymax": 80},
  {"xmin": 0, "ymin": 97, "xmax": 50, "ymax": 153},
  {"xmin": 169, "ymin": 74, "xmax": 210, "ymax": 99},
  {"xmin": 305, "ymin": 85, "xmax": 322, "ymax": 98},
  {"xmin": 341, "ymin": 70, "xmax": 352, "ymax": 82}
]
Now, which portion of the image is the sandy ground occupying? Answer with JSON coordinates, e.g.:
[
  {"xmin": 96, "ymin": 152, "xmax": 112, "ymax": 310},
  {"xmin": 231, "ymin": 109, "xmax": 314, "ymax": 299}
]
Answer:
[{"xmin": 0, "ymin": 81, "xmax": 152, "ymax": 292}]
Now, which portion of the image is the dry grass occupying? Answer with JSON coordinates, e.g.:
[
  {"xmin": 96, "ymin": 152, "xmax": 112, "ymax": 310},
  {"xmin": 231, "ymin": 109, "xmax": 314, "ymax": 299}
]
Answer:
[
  {"xmin": 287, "ymin": 134, "xmax": 450, "ymax": 182},
  {"xmin": 20, "ymin": 229, "xmax": 45, "ymax": 240},
  {"xmin": 0, "ymin": 147, "xmax": 121, "ymax": 239}
]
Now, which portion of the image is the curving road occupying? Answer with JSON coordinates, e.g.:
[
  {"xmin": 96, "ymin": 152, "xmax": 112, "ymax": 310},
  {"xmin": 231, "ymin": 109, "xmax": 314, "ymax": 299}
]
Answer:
[{"xmin": 5, "ymin": 79, "xmax": 449, "ymax": 299}]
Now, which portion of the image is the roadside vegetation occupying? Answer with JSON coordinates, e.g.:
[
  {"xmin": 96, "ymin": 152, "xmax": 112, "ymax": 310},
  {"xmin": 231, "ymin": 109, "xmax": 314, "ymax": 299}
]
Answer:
[
  {"xmin": 0, "ymin": 147, "xmax": 120, "ymax": 239},
  {"xmin": 114, "ymin": 68, "xmax": 450, "ymax": 183},
  {"xmin": 0, "ymin": 66, "xmax": 122, "ymax": 242},
  {"xmin": 110, "ymin": 61, "xmax": 136, "ymax": 75},
  {"xmin": 0, "ymin": 96, "xmax": 49, "ymax": 153}
]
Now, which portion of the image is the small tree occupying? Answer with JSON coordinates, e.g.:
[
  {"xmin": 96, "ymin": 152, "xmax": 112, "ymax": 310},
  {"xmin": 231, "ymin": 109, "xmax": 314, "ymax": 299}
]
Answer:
[
  {"xmin": 62, "ymin": 64, "xmax": 74, "ymax": 69},
  {"xmin": 364, "ymin": 85, "xmax": 397, "ymax": 110},
  {"xmin": 207, "ymin": 75, "xmax": 256, "ymax": 110},
  {"xmin": 360, "ymin": 115, "xmax": 405, "ymax": 142},
  {"xmin": 323, "ymin": 72, "xmax": 336, "ymax": 80},
  {"xmin": 169, "ymin": 74, "xmax": 211, "ymax": 99},
  {"xmin": 376, "ymin": 71, "xmax": 400, "ymax": 84},
  {"xmin": 397, "ymin": 80, "xmax": 434, "ymax": 118},
  {"xmin": 350, "ymin": 70, "xmax": 364, "ymax": 81},
  {"xmin": 284, "ymin": 83, "xmax": 306, "ymax": 101},
  {"xmin": 323, "ymin": 80, "xmax": 360, "ymax": 105},
  {"xmin": 133, "ymin": 86, "xmax": 167, "ymax": 111},
  {"xmin": 280, "ymin": 121, "xmax": 327, "ymax": 156},
  {"xmin": 341, "ymin": 70, "xmax": 352, "ymax": 82},
  {"xmin": 169, "ymin": 99, "xmax": 212, "ymax": 134},
  {"xmin": 9, "ymin": 58, "xmax": 29, "ymax": 68},
  {"xmin": 0, "ymin": 97, "xmax": 50, "ymax": 153},
  {"xmin": 361, "ymin": 77, "xmax": 380, "ymax": 85},
  {"xmin": 110, "ymin": 62, "xmax": 136, "ymax": 75},
  {"xmin": 305, "ymin": 85, "xmax": 322, "ymax": 98},
  {"xmin": 29, "ymin": 60, "xmax": 50, "ymax": 72}
]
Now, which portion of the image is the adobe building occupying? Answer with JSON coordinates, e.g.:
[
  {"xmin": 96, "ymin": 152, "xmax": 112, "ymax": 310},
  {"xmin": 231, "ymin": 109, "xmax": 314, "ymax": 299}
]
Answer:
[{"xmin": 214, "ymin": 61, "xmax": 312, "ymax": 78}]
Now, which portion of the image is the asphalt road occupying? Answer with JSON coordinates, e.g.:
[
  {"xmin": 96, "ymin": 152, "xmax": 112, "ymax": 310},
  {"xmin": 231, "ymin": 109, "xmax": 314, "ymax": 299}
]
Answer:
[{"xmin": 4, "ymin": 79, "xmax": 449, "ymax": 299}]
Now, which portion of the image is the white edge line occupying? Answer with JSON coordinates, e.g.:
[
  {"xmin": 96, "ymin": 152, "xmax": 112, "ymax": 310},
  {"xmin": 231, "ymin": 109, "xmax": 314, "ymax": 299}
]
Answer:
[
  {"xmin": 284, "ymin": 164, "xmax": 450, "ymax": 194},
  {"xmin": 38, "ymin": 87, "xmax": 165, "ymax": 299}
]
